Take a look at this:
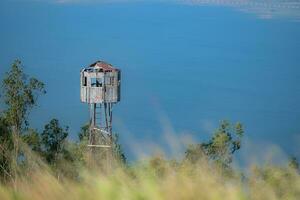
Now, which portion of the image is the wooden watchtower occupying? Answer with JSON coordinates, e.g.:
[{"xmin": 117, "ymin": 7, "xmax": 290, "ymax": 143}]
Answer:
[{"xmin": 80, "ymin": 61, "xmax": 121, "ymax": 168}]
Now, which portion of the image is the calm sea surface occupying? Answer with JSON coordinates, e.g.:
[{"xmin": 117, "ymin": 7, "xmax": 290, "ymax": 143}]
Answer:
[{"xmin": 0, "ymin": 1, "xmax": 299, "ymax": 162}]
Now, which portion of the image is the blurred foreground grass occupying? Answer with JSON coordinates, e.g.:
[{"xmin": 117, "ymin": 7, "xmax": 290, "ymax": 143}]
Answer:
[{"xmin": 0, "ymin": 156, "xmax": 299, "ymax": 200}]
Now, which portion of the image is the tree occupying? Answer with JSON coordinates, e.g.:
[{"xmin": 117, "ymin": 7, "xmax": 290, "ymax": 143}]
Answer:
[
  {"xmin": 1, "ymin": 60, "xmax": 45, "ymax": 180},
  {"xmin": 112, "ymin": 133, "xmax": 126, "ymax": 165},
  {"xmin": 0, "ymin": 116, "xmax": 13, "ymax": 181},
  {"xmin": 185, "ymin": 120, "xmax": 244, "ymax": 171},
  {"xmin": 2, "ymin": 60, "xmax": 46, "ymax": 133},
  {"xmin": 78, "ymin": 123, "xmax": 89, "ymax": 142},
  {"xmin": 41, "ymin": 119, "xmax": 68, "ymax": 165},
  {"xmin": 185, "ymin": 143, "xmax": 206, "ymax": 164},
  {"xmin": 288, "ymin": 156, "xmax": 299, "ymax": 172},
  {"xmin": 22, "ymin": 129, "xmax": 42, "ymax": 154}
]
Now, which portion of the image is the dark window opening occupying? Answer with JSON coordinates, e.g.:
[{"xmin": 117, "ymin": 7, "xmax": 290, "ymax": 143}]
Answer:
[
  {"xmin": 83, "ymin": 76, "xmax": 87, "ymax": 86},
  {"xmin": 91, "ymin": 78, "xmax": 103, "ymax": 87}
]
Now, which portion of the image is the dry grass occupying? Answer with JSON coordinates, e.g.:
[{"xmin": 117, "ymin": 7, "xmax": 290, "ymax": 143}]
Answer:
[{"xmin": 0, "ymin": 156, "xmax": 299, "ymax": 200}]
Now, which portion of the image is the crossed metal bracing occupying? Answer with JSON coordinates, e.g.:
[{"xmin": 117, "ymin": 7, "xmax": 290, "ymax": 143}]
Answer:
[
  {"xmin": 88, "ymin": 127, "xmax": 111, "ymax": 148},
  {"xmin": 88, "ymin": 103, "xmax": 114, "ymax": 169}
]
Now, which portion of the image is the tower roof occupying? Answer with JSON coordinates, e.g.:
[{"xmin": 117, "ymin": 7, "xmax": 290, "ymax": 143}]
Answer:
[{"xmin": 87, "ymin": 61, "xmax": 119, "ymax": 72}]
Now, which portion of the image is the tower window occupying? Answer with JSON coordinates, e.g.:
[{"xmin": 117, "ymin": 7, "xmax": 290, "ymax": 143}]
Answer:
[
  {"xmin": 91, "ymin": 78, "xmax": 103, "ymax": 87},
  {"xmin": 83, "ymin": 76, "xmax": 87, "ymax": 86}
]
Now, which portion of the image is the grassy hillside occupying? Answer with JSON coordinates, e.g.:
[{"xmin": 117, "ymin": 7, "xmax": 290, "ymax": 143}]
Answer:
[{"xmin": 0, "ymin": 152, "xmax": 299, "ymax": 200}]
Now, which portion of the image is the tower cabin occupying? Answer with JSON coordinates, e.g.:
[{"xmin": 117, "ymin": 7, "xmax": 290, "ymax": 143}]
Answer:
[{"xmin": 80, "ymin": 61, "xmax": 121, "ymax": 104}]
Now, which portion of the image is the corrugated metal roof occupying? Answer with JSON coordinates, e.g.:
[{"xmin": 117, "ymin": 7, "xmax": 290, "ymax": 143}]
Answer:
[{"xmin": 88, "ymin": 61, "xmax": 119, "ymax": 72}]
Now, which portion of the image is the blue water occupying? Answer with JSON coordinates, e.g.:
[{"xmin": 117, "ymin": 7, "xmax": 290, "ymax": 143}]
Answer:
[{"xmin": 0, "ymin": 1, "xmax": 299, "ymax": 162}]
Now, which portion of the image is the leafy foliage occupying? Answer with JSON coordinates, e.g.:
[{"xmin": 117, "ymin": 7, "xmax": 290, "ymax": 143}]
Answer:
[
  {"xmin": 185, "ymin": 120, "xmax": 244, "ymax": 171},
  {"xmin": 0, "ymin": 60, "xmax": 45, "ymax": 181},
  {"xmin": 0, "ymin": 116, "xmax": 13, "ymax": 181},
  {"xmin": 112, "ymin": 133, "xmax": 126, "ymax": 165},
  {"xmin": 41, "ymin": 119, "xmax": 69, "ymax": 165},
  {"xmin": 78, "ymin": 123, "xmax": 89, "ymax": 141},
  {"xmin": 185, "ymin": 143, "xmax": 206, "ymax": 164},
  {"xmin": 251, "ymin": 165, "xmax": 300, "ymax": 199},
  {"xmin": 22, "ymin": 129, "xmax": 42, "ymax": 154},
  {"xmin": 2, "ymin": 60, "xmax": 45, "ymax": 132},
  {"xmin": 288, "ymin": 156, "xmax": 299, "ymax": 171}
]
